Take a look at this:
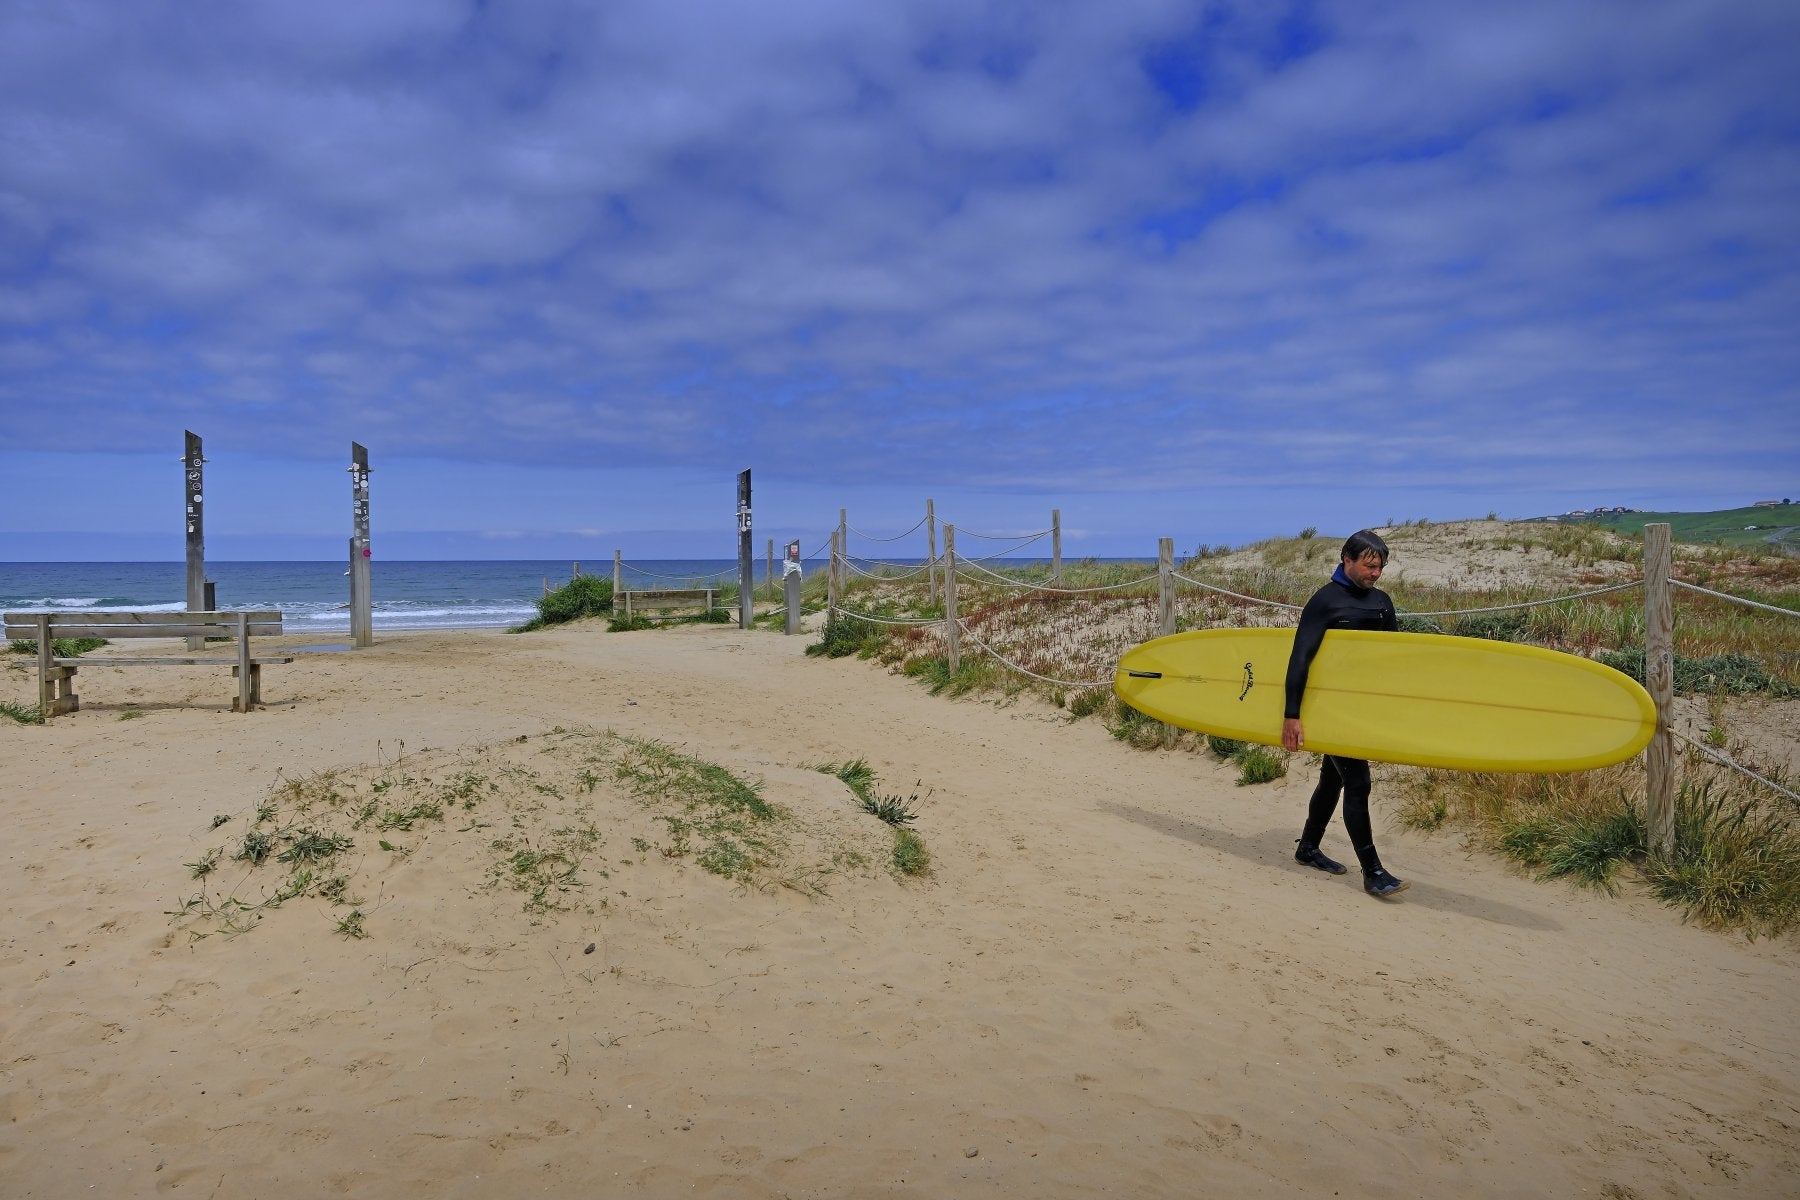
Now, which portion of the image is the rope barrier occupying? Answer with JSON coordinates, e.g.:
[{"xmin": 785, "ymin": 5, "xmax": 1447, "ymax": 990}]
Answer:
[
  {"xmin": 962, "ymin": 530, "xmax": 1051, "ymax": 562},
  {"xmin": 618, "ymin": 562, "xmax": 737, "ymax": 585},
  {"xmin": 1671, "ymin": 580, "xmax": 1800, "ymax": 619},
  {"xmin": 1400, "ymin": 579, "xmax": 1645, "ymax": 619},
  {"xmin": 952, "ymin": 525, "xmax": 1054, "ymax": 541},
  {"xmin": 1169, "ymin": 572, "xmax": 1305, "ymax": 612},
  {"xmin": 843, "ymin": 558, "xmax": 936, "ymax": 581},
  {"xmin": 826, "ymin": 606, "xmax": 944, "ymax": 628},
  {"xmin": 1670, "ymin": 729, "xmax": 1800, "ymax": 806},
  {"xmin": 845, "ymin": 514, "xmax": 930, "ymax": 543},
  {"xmin": 955, "ymin": 620, "xmax": 1117, "ymax": 689},
  {"xmin": 956, "ymin": 556, "xmax": 1160, "ymax": 593}
]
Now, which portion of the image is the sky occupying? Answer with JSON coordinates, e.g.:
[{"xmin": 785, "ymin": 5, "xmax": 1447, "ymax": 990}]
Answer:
[{"xmin": 2, "ymin": 0, "xmax": 1797, "ymax": 562}]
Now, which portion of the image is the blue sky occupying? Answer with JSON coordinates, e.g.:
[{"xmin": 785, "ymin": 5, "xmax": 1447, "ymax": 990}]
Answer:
[{"xmin": 2, "ymin": 0, "xmax": 1797, "ymax": 561}]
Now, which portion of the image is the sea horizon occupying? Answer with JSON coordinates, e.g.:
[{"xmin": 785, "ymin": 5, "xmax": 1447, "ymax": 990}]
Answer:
[{"xmin": 2, "ymin": 555, "xmax": 1151, "ymax": 635}]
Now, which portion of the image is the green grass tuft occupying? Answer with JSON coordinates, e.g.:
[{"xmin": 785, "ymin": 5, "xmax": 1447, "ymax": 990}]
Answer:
[
  {"xmin": 1, "ymin": 700, "xmax": 43, "ymax": 725},
  {"xmin": 891, "ymin": 827, "xmax": 931, "ymax": 877},
  {"xmin": 1232, "ymin": 745, "xmax": 1286, "ymax": 785},
  {"xmin": 1641, "ymin": 781, "xmax": 1800, "ymax": 937}
]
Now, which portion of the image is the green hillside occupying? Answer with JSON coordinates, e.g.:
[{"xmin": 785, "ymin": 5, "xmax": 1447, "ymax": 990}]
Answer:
[{"xmin": 1565, "ymin": 503, "xmax": 1799, "ymax": 553}]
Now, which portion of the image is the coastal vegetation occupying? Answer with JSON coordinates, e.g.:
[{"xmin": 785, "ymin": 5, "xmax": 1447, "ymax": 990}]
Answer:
[
  {"xmin": 814, "ymin": 758, "xmax": 933, "ymax": 876},
  {"xmin": 804, "ymin": 520, "xmax": 1799, "ymax": 936},
  {"xmin": 508, "ymin": 573, "xmax": 614, "ymax": 632},
  {"xmin": 168, "ymin": 728, "xmax": 916, "ymax": 941}
]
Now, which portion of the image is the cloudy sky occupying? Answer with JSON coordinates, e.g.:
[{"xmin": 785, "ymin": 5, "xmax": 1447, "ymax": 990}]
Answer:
[{"xmin": 2, "ymin": 0, "xmax": 1796, "ymax": 560}]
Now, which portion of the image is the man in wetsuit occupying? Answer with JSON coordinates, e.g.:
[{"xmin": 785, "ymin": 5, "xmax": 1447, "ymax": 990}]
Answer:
[{"xmin": 1281, "ymin": 529, "xmax": 1409, "ymax": 898}]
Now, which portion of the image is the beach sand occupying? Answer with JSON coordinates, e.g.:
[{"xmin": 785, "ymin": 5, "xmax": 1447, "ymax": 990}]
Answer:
[{"xmin": 2, "ymin": 620, "xmax": 1797, "ymax": 1198}]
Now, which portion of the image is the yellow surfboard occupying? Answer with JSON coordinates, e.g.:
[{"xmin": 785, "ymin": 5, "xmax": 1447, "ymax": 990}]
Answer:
[{"xmin": 1114, "ymin": 628, "xmax": 1656, "ymax": 772}]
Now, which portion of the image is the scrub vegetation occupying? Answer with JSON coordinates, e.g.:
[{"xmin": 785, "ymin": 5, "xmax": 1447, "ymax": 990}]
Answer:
[
  {"xmin": 168, "ymin": 729, "xmax": 906, "ymax": 941},
  {"xmin": 806, "ymin": 519, "xmax": 1798, "ymax": 936}
]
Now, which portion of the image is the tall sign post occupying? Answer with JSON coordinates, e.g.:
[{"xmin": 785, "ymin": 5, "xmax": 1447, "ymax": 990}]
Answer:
[
  {"xmin": 349, "ymin": 443, "xmax": 373, "ymax": 647},
  {"xmin": 736, "ymin": 469, "xmax": 753, "ymax": 629},
  {"xmin": 183, "ymin": 431, "xmax": 206, "ymax": 650}
]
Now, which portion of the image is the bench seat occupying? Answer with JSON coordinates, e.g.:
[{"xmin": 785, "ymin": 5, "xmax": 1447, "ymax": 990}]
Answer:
[{"xmin": 4, "ymin": 610, "xmax": 290, "ymax": 717}]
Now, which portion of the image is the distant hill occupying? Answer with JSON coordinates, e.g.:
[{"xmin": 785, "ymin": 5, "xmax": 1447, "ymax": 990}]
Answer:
[{"xmin": 1548, "ymin": 504, "xmax": 1799, "ymax": 554}]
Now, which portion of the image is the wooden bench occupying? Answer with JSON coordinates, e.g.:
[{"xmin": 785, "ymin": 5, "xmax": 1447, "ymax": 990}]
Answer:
[
  {"xmin": 3, "ymin": 611, "xmax": 293, "ymax": 718},
  {"xmin": 614, "ymin": 589, "xmax": 719, "ymax": 621}
]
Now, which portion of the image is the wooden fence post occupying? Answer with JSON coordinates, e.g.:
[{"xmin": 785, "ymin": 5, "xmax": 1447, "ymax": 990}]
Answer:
[
  {"xmin": 1643, "ymin": 523, "xmax": 1676, "ymax": 858},
  {"xmin": 926, "ymin": 499, "xmax": 938, "ymax": 607},
  {"xmin": 612, "ymin": 551, "xmax": 622, "ymax": 615},
  {"xmin": 1158, "ymin": 537, "xmax": 1176, "ymax": 636},
  {"xmin": 1052, "ymin": 508, "xmax": 1062, "ymax": 585},
  {"xmin": 828, "ymin": 530, "xmax": 841, "ymax": 615},
  {"xmin": 944, "ymin": 524, "xmax": 959, "ymax": 675}
]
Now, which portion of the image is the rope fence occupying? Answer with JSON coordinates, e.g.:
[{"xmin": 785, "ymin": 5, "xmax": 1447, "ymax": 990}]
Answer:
[
  {"xmin": 1671, "ymin": 729, "xmax": 1800, "ymax": 806},
  {"xmin": 811, "ymin": 518, "xmax": 1794, "ymax": 860},
  {"xmin": 1400, "ymin": 579, "xmax": 1645, "ymax": 619},
  {"xmin": 1672, "ymin": 579, "xmax": 1800, "ymax": 619}
]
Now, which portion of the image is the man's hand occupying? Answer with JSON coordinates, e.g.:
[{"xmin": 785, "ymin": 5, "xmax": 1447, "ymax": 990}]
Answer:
[{"xmin": 1282, "ymin": 717, "xmax": 1303, "ymax": 751}]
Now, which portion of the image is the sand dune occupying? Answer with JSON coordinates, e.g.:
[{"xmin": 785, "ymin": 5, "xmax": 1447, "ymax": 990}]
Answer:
[{"xmin": 2, "ymin": 621, "xmax": 1796, "ymax": 1198}]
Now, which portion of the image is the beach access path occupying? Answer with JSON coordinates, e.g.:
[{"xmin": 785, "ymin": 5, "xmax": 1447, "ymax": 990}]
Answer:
[{"xmin": 2, "ymin": 623, "xmax": 1795, "ymax": 1198}]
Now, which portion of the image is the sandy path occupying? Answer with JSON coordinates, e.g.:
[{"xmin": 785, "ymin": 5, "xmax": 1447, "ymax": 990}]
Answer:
[{"xmin": 2, "ymin": 624, "xmax": 1795, "ymax": 1198}]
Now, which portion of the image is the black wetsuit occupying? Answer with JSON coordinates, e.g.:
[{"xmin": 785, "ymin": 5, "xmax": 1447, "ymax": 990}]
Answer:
[{"xmin": 1285, "ymin": 565, "xmax": 1398, "ymax": 873}]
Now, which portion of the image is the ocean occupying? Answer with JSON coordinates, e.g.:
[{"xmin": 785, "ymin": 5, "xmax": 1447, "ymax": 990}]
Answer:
[
  {"xmin": 0, "ymin": 556, "xmax": 1081, "ymax": 636},
  {"xmin": 0, "ymin": 560, "xmax": 778, "ymax": 636}
]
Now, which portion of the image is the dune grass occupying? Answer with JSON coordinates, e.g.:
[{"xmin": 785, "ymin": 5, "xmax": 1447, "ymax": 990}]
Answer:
[
  {"xmin": 1, "ymin": 699, "xmax": 42, "ymax": 725},
  {"xmin": 808, "ymin": 526, "xmax": 1798, "ymax": 935},
  {"xmin": 1394, "ymin": 747, "xmax": 1800, "ymax": 938},
  {"xmin": 168, "ymin": 728, "xmax": 905, "ymax": 941},
  {"xmin": 814, "ymin": 758, "xmax": 932, "ymax": 877}
]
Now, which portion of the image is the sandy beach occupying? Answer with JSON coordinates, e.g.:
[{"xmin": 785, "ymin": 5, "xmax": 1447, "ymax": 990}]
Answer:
[{"xmin": 3, "ymin": 619, "xmax": 1797, "ymax": 1198}]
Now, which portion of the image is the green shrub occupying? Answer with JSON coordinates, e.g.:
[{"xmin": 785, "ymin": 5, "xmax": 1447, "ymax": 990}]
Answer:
[
  {"xmin": 1205, "ymin": 734, "xmax": 1246, "ymax": 757},
  {"xmin": 806, "ymin": 613, "xmax": 886, "ymax": 658},
  {"xmin": 512, "ymin": 575, "xmax": 614, "ymax": 632},
  {"xmin": 1597, "ymin": 649, "xmax": 1799, "ymax": 697}
]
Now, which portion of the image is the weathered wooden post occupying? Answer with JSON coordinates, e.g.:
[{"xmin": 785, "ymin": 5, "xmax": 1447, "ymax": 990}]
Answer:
[
  {"xmin": 828, "ymin": 530, "xmax": 841, "ymax": 615},
  {"xmin": 1052, "ymin": 508, "xmax": 1062, "ymax": 585},
  {"xmin": 783, "ymin": 540, "xmax": 802, "ymax": 635},
  {"xmin": 737, "ymin": 469, "xmax": 754, "ymax": 629},
  {"xmin": 183, "ymin": 431, "xmax": 206, "ymax": 650},
  {"xmin": 348, "ymin": 442, "xmax": 372, "ymax": 647},
  {"xmin": 944, "ymin": 524, "xmax": 960, "ymax": 675},
  {"xmin": 612, "ymin": 551, "xmax": 622, "ymax": 614},
  {"xmin": 1644, "ymin": 523, "xmax": 1676, "ymax": 857},
  {"xmin": 1158, "ymin": 537, "xmax": 1176, "ymax": 636},
  {"xmin": 926, "ymin": 498, "xmax": 939, "ymax": 607}
]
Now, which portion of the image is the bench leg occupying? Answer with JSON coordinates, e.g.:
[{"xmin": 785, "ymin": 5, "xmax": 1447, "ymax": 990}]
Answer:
[
  {"xmin": 231, "ymin": 663, "xmax": 263, "ymax": 712},
  {"xmin": 43, "ymin": 665, "xmax": 78, "ymax": 716}
]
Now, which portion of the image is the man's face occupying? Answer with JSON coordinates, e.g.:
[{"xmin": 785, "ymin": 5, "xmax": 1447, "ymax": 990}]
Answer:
[{"xmin": 1344, "ymin": 550, "xmax": 1385, "ymax": 588}]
